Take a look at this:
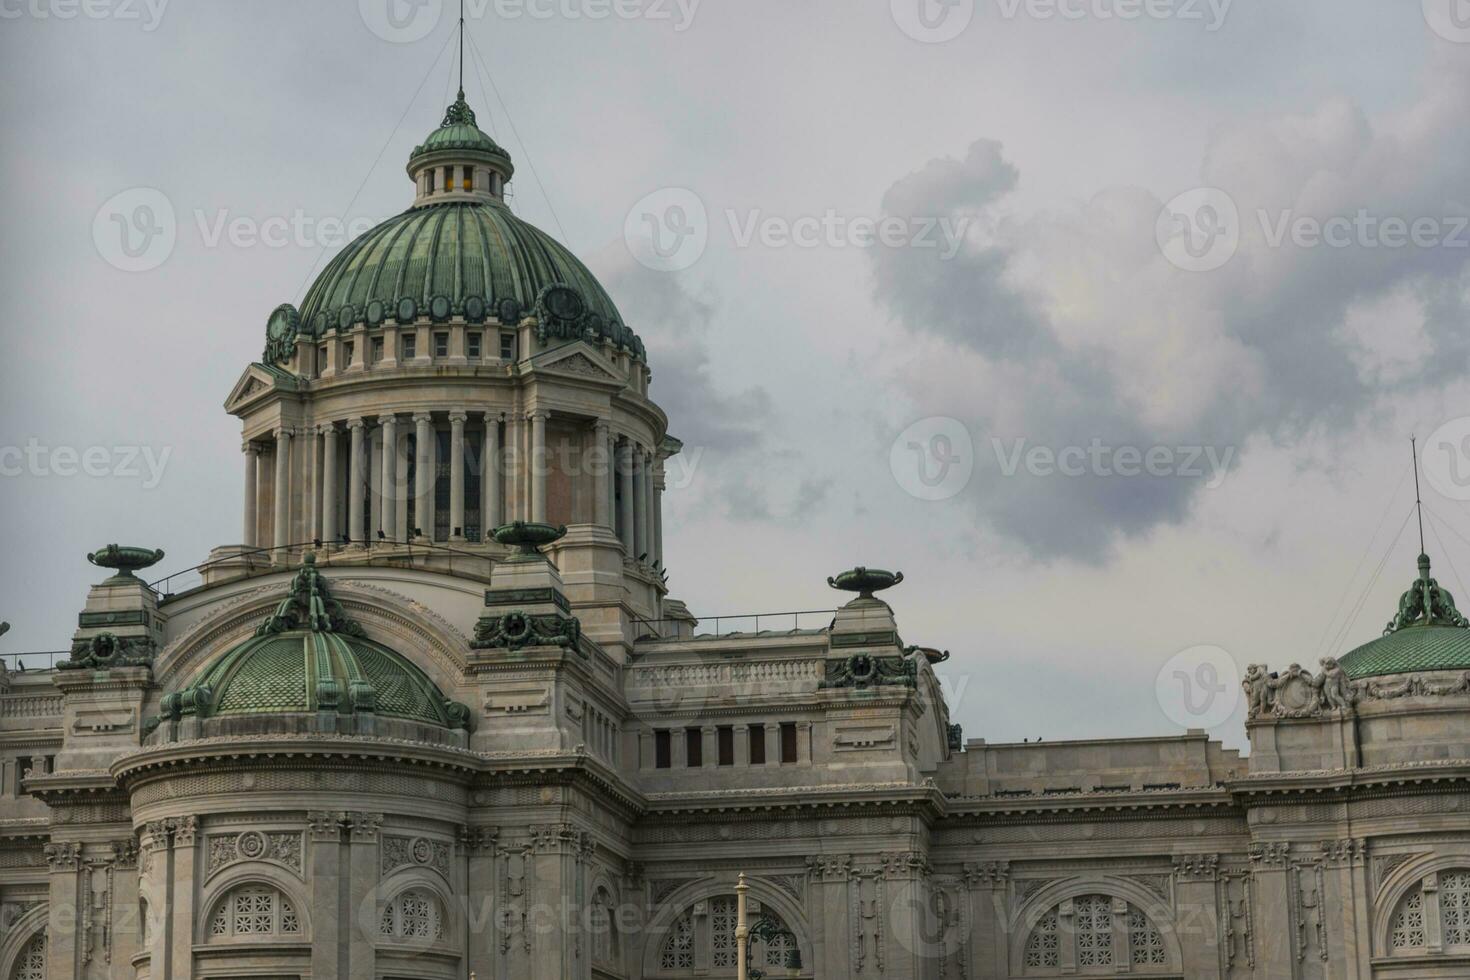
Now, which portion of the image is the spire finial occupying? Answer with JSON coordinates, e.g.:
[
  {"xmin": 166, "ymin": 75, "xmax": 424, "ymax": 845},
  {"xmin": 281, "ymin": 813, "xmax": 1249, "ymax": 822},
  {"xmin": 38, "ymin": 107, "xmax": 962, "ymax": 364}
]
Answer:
[{"xmin": 1413, "ymin": 435, "xmax": 1427, "ymax": 557}]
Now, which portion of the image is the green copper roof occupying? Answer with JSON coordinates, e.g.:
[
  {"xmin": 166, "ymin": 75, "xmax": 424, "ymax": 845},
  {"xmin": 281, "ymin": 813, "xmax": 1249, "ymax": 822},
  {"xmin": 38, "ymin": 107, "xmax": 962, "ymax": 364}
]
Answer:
[
  {"xmin": 1340, "ymin": 554, "xmax": 1470, "ymax": 680},
  {"xmin": 295, "ymin": 202, "xmax": 635, "ymax": 350},
  {"xmin": 409, "ymin": 91, "xmax": 510, "ymax": 167},
  {"xmin": 162, "ymin": 557, "xmax": 470, "ymax": 729}
]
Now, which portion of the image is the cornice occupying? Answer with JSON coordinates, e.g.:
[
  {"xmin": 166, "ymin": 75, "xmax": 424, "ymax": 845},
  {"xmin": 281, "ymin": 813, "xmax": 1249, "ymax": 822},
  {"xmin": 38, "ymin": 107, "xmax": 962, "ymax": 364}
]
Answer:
[
  {"xmin": 639, "ymin": 781, "xmax": 947, "ymax": 821},
  {"xmin": 1226, "ymin": 759, "xmax": 1470, "ymax": 803},
  {"xmin": 940, "ymin": 791, "xmax": 1241, "ymax": 826}
]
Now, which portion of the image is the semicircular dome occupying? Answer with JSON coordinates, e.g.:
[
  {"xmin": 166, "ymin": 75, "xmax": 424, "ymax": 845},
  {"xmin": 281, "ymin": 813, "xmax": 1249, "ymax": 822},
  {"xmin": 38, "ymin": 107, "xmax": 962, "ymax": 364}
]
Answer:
[
  {"xmin": 297, "ymin": 202, "xmax": 625, "ymax": 338},
  {"xmin": 160, "ymin": 556, "xmax": 470, "ymax": 731},
  {"xmin": 1340, "ymin": 553, "xmax": 1470, "ymax": 680}
]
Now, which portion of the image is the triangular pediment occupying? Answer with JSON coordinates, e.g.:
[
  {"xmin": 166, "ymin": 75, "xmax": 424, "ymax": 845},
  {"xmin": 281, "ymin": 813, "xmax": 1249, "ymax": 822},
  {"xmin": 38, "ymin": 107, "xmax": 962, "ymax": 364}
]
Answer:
[
  {"xmin": 531, "ymin": 343, "xmax": 623, "ymax": 385},
  {"xmin": 224, "ymin": 363, "xmax": 290, "ymax": 415}
]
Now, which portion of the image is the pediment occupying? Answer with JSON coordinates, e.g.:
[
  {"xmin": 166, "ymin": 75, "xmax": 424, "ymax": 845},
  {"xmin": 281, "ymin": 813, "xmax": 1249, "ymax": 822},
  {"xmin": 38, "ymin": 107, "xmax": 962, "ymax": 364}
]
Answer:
[
  {"xmin": 224, "ymin": 364, "xmax": 287, "ymax": 415},
  {"xmin": 531, "ymin": 343, "xmax": 623, "ymax": 385}
]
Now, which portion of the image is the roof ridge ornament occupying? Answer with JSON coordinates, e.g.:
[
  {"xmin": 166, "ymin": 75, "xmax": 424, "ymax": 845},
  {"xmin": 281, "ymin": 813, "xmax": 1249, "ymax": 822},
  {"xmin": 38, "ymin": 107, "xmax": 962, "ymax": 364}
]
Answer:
[
  {"xmin": 441, "ymin": 89, "xmax": 477, "ymax": 129},
  {"xmin": 1385, "ymin": 553, "xmax": 1470, "ymax": 634},
  {"xmin": 257, "ymin": 554, "xmax": 365, "ymax": 637}
]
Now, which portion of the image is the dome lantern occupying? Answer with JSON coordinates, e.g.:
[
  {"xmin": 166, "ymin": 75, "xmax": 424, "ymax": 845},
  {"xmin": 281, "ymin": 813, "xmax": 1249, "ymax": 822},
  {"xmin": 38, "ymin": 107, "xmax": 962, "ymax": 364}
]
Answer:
[{"xmin": 407, "ymin": 90, "xmax": 514, "ymax": 207}]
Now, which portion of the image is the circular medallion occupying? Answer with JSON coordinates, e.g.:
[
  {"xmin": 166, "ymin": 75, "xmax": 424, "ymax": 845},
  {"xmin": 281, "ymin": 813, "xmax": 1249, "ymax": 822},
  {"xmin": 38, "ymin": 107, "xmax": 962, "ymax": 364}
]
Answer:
[
  {"xmin": 541, "ymin": 284, "xmax": 584, "ymax": 322},
  {"xmin": 430, "ymin": 295, "xmax": 451, "ymax": 322},
  {"xmin": 366, "ymin": 299, "xmax": 386, "ymax": 326},
  {"xmin": 266, "ymin": 304, "xmax": 300, "ymax": 341},
  {"xmin": 396, "ymin": 297, "xmax": 417, "ymax": 323},
  {"xmin": 337, "ymin": 306, "xmax": 356, "ymax": 331},
  {"xmin": 848, "ymin": 654, "xmax": 877, "ymax": 683},
  {"xmin": 501, "ymin": 613, "xmax": 532, "ymax": 644},
  {"xmin": 497, "ymin": 297, "xmax": 521, "ymax": 325},
  {"xmin": 236, "ymin": 831, "xmax": 266, "ymax": 860},
  {"xmin": 411, "ymin": 837, "xmax": 433, "ymax": 864},
  {"xmin": 463, "ymin": 295, "xmax": 486, "ymax": 323},
  {"xmin": 312, "ymin": 311, "xmax": 329, "ymax": 335}
]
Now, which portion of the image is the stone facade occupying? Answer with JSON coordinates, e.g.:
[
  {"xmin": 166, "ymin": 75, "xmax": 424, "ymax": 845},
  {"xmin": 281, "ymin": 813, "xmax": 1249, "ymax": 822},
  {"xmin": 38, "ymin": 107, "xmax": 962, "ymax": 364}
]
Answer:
[{"xmin": 2, "ymin": 90, "xmax": 1468, "ymax": 980}]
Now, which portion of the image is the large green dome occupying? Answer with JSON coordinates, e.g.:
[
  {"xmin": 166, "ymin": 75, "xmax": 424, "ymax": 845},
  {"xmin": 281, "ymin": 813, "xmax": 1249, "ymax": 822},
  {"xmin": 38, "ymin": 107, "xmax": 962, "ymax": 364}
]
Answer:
[
  {"xmin": 297, "ymin": 201, "xmax": 627, "ymax": 342},
  {"xmin": 1340, "ymin": 554, "xmax": 1470, "ymax": 680},
  {"xmin": 281, "ymin": 92, "xmax": 643, "ymax": 361},
  {"xmin": 159, "ymin": 557, "xmax": 470, "ymax": 731}
]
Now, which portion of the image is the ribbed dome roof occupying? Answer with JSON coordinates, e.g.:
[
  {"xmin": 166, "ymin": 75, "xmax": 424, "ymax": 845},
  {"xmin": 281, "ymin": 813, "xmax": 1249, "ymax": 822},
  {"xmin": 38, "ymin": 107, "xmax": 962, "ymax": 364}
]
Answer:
[
  {"xmin": 296, "ymin": 201, "xmax": 629, "ymax": 344},
  {"xmin": 1340, "ymin": 554, "xmax": 1470, "ymax": 680},
  {"xmin": 160, "ymin": 557, "xmax": 470, "ymax": 730}
]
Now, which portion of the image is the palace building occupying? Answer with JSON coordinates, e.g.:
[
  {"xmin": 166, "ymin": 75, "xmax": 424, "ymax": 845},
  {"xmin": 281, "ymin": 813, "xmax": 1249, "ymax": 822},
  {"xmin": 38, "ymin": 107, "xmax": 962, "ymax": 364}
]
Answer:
[{"xmin": 2, "ymin": 89, "xmax": 1470, "ymax": 980}]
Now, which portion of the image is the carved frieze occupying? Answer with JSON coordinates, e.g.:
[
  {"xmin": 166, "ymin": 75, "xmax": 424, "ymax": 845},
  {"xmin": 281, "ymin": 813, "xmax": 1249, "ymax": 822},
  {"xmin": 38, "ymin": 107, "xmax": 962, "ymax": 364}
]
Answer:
[
  {"xmin": 206, "ymin": 831, "xmax": 302, "ymax": 878},
  {"xmin": 382, "ymin": 834, "xmax": 451, "ymax": 879}
]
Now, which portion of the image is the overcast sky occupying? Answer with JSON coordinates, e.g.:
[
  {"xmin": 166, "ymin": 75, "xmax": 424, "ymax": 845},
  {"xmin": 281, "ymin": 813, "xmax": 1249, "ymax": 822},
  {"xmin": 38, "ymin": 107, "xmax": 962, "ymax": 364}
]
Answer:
[{"xmin": 2, "ymin": 0, "xmax": 1468, "ymax": 751}]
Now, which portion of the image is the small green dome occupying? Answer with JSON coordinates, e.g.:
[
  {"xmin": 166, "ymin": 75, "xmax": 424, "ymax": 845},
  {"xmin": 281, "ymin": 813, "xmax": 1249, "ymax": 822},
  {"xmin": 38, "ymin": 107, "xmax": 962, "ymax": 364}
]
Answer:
[
  {"xmin": 409, "ymin": 92, "xmax": 510, "ymax": 167},
  {"xmin": 161, "ymin": 557, "xmax": 470, "ymax": 730},
  {"xmin": 1340, "ymin": 554, "xmax": 1470, "ymax": 680}
]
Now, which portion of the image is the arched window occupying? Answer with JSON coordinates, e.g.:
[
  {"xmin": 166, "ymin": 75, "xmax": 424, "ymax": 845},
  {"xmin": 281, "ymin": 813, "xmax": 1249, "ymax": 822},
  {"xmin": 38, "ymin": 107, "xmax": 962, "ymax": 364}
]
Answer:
[
  {"xmin": 656, "ymin": 897, "xmax": 800, "ymax": 975},
  {"xmin": 208, "ymin": 885, "xmax": 301, "ymax": 940},
  {"xmin": 1389, "ymin": 870, "xmax": 1470, "ymax": 955},
  {"xmin": 10, "ymin": 933, "xmax": 44, "ymax": 980},
  {"xmin": 1021, "ymin": 895, "xmax": 1169, "ymax": 974},
  {"xmin": 380, "ymin": 888, "xmax": 444, "ymax": 941}
]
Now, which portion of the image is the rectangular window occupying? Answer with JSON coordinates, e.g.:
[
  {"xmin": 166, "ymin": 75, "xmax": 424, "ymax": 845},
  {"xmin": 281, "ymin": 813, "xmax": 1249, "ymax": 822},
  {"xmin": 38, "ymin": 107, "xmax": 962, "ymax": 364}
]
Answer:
[
  {"xmin": 654, "ymin": 729, "xmax": 671, "ymax": 769},
  {"xmin": 467, "ymin": 332, "xmax": 482, "ymax": 358},
  {"xmin": 462, "ymin": 165, "xmax": 474, "ymax": 191},
  {"xmin": 317, "ymin": 346, "xmax": 327, "ymax": 371},
  {"xmin": 685, "ymin": 728, "xmax": 703, "ymax": 768},
  {"xmin": 343, "ymin": 341, "xmax": 355, "ymax": 365},
  {"xmin": 371, "ymin": 336, "xmax": 384, "ymax": 363},
  {"xmin": 14, "ymin": 757, "xmax": 30, "ymax": 797},
  {"xmin": 717, "ymin": 726, "xmax": 734, "ymax": 767},
  {"xmin": 500, "ymin": 331, "xmax": 516, "ymax": 360},
  {"xmin": 402, "ymin": 334, "xmax": 417, "ymax": 360},
  {"xmin": 780, "ymin": 722, "xmax": 798, "ymax": 764},
  {"xmin": 434, "ymin": 332, "xmax": 449, "ymax": 358},
  {"xmin": 748, "ymin": 724, "xmax": 766, "ymax": 765}
]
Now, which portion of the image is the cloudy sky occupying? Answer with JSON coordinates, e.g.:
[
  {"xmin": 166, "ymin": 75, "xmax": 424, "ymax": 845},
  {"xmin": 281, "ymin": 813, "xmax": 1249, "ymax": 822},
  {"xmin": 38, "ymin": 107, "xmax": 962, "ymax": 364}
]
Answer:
[{"xmin": 2, "ymin": 0, "xmax": 1469, "ymax": 750}]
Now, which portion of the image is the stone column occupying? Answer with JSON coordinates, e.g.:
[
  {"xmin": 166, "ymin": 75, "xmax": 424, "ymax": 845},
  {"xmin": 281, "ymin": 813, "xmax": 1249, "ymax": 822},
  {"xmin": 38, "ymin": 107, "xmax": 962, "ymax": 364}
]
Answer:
[
  {"xmin": 242, "ymin": 443, "xmax": 259, "ymax": 548},
  {"xmin": 379, "ymin": 414, "xmax": 398, "ymax": 543},
  {"xmin": 169, "ymin": 817, "xmax": 198, "ymax": 980},
  {"xmin": 273, "ymin": 428, "xmax": 292, "ymax": 552},
  {"xmin": 641, "ymin": 450, "xmax": 655, "ymax": 563},
  {"xmin": 653, "ymin": 463, "xmax": 665, "ymax": 568},
  {"xmin": 413, "ymin": 413, "xmax": 434, "ymax": 540},
  {"xmin": 308, "ymin": 811, "xmax": 343, "ymax": 980},
  {"xmin": 348, "ymin": 419, "xmax": 367, "ymax": 547},
  {"xmin": 465, "ymin": 828, "xmax": 498, "ymax": 980},
  {"xmin": 450, "ymin": 411, "xmax": 468, "ymax": 540},
  {"xmin": 592, "ymin": 420, "xmax": 612, "ymax": 528},
  {"xmin": 308, "ymin": 426, "xmax": 323, "ymax": 542},
  {"xmin": 482, "ymin": 413, "xmax": 502, "ymax": 536},
  {"xmin": 1248, "ymin": 843, "xmax": 1295, "ymax": 976},
  {"xmin": 616, "ymin": 440, "xmax": 635, "ymax": 554},
  {"xmin": 632, "ymin": 446, "xmax": 647, "ymax": 561},
  {"xmin": 1173, "ymin": 858, "xmax": 1224, "ymax": 979},
  {"xmin": 529, "ymin": 411, "xmax": 548, "ymax": 523},
  {"xmin": 140, "ymin": 822, "xmax": 171, "ymax": 980},
  {"xmin": 43, "ymin": 840, "xmax": 81, "ymax": 980},
  {"xmin": 321, "ymin": 425, "xmax": 339, "ymax": 546},
  {"xmin": 347, "ymin": 813, "xmax": 381, "ymax": 980}
]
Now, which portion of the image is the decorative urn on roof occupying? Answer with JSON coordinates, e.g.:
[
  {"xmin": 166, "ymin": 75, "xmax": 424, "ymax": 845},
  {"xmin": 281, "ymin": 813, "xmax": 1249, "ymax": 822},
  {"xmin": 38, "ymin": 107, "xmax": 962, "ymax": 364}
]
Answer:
[{"xmin": 827, "ymin": 566, "xmax": 904, "ymax": 600}]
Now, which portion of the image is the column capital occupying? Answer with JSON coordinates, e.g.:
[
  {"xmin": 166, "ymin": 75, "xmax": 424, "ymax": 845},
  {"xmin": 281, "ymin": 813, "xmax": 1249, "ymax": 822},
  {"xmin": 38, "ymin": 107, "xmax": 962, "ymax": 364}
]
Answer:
[
  {"xmin": 413, "ymin": 411, "xmax": 434, "ymax": 425},
  {"xmin": 347, "ymin": 417, "xmax": 368, "ymax": 431},
  {"xmin": 273, "ymin": 426, "xmax": 293, "ymax": 440},
  {"xmin": 483, "ymin": 409, "xmax": 504, "ymax": 423},
  {"xmin": 242, "ymin": 441, "xmax": 260, "ymax": 455},
  {"xmin": 526, "ymin": 409, "xmax": 551, "ymax": 421},
  {"xmin": 318, "ymin": 422, "xmax": 338, "ymax": 436},
  {"xmin": 449, "ymin": 410, "xmax": 469, "ymax": 424},
  {"xmin": 593, "ymin": 418, "xmax": 612, "ymax": 434},
  {"xmin": 378, "ymin": 412, "xmax": 399, "ymax": 426}
]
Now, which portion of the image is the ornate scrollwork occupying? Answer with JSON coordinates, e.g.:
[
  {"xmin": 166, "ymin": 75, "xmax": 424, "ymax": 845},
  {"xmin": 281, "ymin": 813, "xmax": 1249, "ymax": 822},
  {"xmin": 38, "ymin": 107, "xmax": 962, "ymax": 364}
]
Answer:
[
  {"xmin": 1386, "ymin": 554, "xmax": 1469, "ymax": 632},
  {"xmin": 256, "ymin": 554, "xmax": 363, "ymax": 637},
  {"xmin": 58, "ymin": 632, "xmax": 156, "ymax": 670},
  {"xmin": 819, "ymin": 654, "xmax": 917, "ymax": 690},
  {"xmin": 470, "ymin": 610, "xmax": 581, "ymax": 652}
]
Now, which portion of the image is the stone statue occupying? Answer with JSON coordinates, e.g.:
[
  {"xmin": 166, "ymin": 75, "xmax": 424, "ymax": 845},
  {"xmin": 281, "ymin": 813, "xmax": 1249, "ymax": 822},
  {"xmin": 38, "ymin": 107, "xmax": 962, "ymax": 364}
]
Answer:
[
  {"xmin": 1316, "ymin": 657, "xmax": 1356, "ymax": 712},
  {"xmin": 1242, "ymin": 664, "xmax": 1272, "ymax": 718}
]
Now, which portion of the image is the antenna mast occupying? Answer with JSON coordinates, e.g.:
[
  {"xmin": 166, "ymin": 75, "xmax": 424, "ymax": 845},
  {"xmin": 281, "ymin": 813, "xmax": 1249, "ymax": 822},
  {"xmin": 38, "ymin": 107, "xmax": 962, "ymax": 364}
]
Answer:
[
  {"xmin": 458, "ymin": 0, "xmax": 466, "ymax": 97},
  {"xmin": 1412, "ymin": 435, "xmax": 1426, "ymax": 555}
]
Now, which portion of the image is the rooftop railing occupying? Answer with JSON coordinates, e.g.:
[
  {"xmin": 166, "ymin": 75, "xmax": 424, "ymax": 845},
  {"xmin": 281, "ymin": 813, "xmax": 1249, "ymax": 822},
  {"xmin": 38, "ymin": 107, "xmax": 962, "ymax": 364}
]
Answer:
[
  {"xmin": 1, "ymin": 652, "xmax": 65, "ymax": 673},
  {"xmin": 633, "ymin": 609, "xmax": 836, "ymax": 641}
]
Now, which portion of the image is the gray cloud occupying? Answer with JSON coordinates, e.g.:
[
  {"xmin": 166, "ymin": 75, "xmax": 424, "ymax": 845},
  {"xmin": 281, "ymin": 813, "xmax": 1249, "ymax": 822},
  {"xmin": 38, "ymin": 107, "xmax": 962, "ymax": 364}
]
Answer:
[{"xmin": 870, "ymin": 49, "xmax": 1470, "ymax": 562}]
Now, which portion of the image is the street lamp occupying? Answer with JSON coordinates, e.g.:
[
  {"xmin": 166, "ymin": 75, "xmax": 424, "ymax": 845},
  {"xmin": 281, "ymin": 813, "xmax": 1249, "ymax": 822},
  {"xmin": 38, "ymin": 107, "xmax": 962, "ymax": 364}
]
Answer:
[{"xmin": 735, "ymin": 872, "xmax": 803, "ymax": 980}]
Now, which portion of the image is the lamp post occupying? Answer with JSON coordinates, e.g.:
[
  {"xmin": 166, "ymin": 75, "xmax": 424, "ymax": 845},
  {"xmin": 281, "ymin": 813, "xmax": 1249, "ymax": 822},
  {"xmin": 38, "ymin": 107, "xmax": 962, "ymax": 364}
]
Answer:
[{"xmin": 735, "ymin": 872, "xmax": 803, "ymax": 980}]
